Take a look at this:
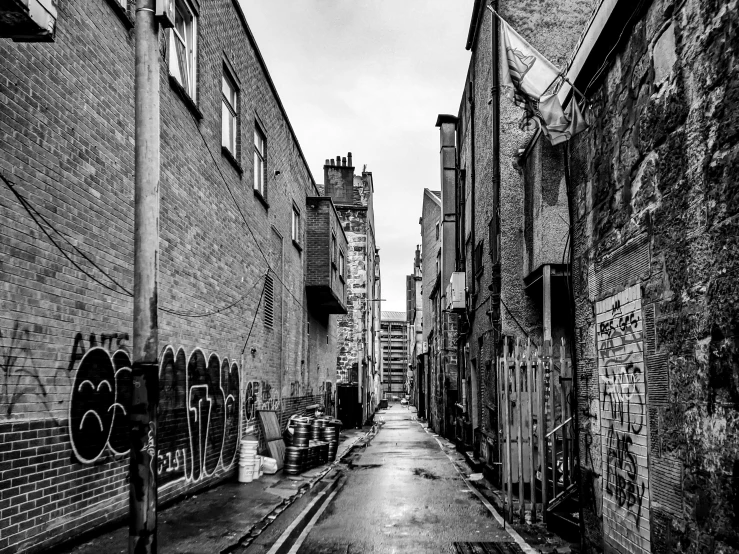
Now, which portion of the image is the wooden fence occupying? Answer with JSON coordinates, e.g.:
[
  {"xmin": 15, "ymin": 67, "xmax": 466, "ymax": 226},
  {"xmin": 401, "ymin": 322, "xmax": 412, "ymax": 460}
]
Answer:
[{"xmin": 497, "ymin": 337, "xmax": 574, "ymax": 523}]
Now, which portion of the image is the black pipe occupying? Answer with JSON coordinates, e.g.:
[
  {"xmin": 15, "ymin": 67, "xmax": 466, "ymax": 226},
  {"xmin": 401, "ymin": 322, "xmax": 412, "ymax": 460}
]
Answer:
[{"xmin": 563, "ymin": 140, "xmax": 586, "ymax": 549}]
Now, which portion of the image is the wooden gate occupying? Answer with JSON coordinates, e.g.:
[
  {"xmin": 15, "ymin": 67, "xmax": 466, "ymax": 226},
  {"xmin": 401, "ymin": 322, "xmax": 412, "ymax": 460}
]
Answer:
[{"xmin": 497, "ymin": 337, "xmax": 574, "ymax": 523}]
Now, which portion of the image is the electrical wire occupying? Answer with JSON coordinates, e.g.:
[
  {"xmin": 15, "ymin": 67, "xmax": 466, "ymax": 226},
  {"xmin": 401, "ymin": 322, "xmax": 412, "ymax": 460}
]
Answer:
[
  {"xmin": 241, "ymin": 278, "xmax": 266, "ymax": 356},
  {"xmin": 2, "ymin": 173, "xmax": 266, "ymax": 319},
  {"xmin": 584, "ymin": 0, "xmax": 649, "ymax": 94},
  {"xmin": 182, "ymin": 80, "xmax": 307, "ymax": 315}
]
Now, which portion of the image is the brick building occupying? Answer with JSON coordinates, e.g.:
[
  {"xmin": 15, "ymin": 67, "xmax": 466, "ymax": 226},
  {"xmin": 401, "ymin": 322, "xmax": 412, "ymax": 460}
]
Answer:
[
  {"xmin": 380, "ymin": 311, "xmax": 409, "ymax": 399},
  {"xmin": 0, "ymin": 1, "xmax": 344, "ymax": 552},
  {"xmin": 323, "ymin": 155, "xmax": 381, "ymax": 425}
]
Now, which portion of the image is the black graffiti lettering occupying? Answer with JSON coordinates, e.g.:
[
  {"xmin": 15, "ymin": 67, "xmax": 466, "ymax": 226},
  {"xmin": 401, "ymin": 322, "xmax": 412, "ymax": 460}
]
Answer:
[
  {"xmin": 605, "ymin": 426, "xmax": 646, "ymax": 527},
  {"xmin": 71, "ymin": 345, "xmax": 241, "ymax": 489}
]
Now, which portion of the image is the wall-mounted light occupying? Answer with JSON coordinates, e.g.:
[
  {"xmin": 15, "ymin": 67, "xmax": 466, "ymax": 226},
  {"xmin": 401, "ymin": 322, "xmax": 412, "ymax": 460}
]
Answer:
[{"xmin": 274, "ymin": 170, "xmax": 281, "ymax": 177}]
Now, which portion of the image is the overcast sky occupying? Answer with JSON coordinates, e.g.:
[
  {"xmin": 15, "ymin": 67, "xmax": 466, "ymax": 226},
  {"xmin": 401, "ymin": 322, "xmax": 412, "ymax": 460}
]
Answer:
[{"xmin": 240, "ymin": 0, "xmax": 474, "ymax": 312}]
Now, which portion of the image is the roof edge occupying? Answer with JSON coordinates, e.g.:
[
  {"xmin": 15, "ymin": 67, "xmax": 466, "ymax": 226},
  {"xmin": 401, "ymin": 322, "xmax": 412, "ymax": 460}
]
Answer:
[
  {"xmin": 229, "ymin": 0, "xmax": 319, "ymax": 195},
  {"xmin": 465, "ymin": 0, "xmax": 484, "ymax": 51},
  {"xmin": 424, "ymin": 188, "xmax": 442, "ymax": 206}
]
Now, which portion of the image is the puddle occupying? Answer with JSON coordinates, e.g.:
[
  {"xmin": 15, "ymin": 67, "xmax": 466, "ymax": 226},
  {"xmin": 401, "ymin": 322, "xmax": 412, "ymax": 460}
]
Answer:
[{"xmin": 411, "ymin": 468, "xmax": 439, "ymax": 480}]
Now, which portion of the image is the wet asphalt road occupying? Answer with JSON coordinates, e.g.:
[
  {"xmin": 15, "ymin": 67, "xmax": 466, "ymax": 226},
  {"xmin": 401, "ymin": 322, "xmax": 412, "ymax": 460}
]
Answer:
[{"xmin": 249, "ymin": 404, "xmax": 517, "ymax": 554}]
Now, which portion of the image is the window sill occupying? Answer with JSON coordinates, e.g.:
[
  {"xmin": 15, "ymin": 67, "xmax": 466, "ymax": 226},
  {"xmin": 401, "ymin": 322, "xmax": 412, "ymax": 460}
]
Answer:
[
  {"xmin": 168, "ymin": 75, "xmax": 202, "ymax": 120},
  {"xmin": 105, "ymin": 0, "xmax": 134, "ymax": 29},
  {"xmin": 221, "ymin": 147, "xmax": 243, "ymax": 175},
  {"xmin": 253, "ymin": 189, "xmax": 269, "ymax": 210},
  {"xmin": 292, "ymin": 239, "xmax": 303, "ymax": 253}
]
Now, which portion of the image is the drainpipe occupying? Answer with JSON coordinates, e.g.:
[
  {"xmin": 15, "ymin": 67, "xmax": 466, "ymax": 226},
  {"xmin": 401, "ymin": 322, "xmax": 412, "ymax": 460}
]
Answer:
[{"xmin": 564, "ymin": 142, "xmax": 586, "ymax": 544}]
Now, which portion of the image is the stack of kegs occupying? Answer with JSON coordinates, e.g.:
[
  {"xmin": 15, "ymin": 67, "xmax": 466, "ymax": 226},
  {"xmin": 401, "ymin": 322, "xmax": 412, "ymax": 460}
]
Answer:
[
  {"xmin": 238, "ymin": 434, "xmax": 259, "ymax": 483},
  {"xmin": 284, "ymin": 446, "xmax": 303, "ymax": 475},
  {"xmin": 321, "ymin": 425, "xmax": 338, "ymax": 462},
  {"xmin": 293, "ymin": 417, "xmax": 311, "ymax": 448},
  {"xmin": 311, "ymin": 418, "xmax": 326, "ymax": 441}
]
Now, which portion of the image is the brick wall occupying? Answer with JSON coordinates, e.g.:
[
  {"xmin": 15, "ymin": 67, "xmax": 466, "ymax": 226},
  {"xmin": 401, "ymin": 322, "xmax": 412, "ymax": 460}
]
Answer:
[
  {"xmin": 570, "ymin": 0, "xmax": 739, "ymax": 552},
  {"xmin": 0, "ymin": 1, "xmax": 336, "ymax": 552}
]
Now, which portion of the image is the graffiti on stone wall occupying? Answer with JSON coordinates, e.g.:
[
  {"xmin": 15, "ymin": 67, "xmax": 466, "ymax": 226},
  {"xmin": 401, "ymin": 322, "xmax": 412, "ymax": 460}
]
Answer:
[
  {"xmin": 597, "ymin": 284, "xmax": 650, "ymax": 552},
  {"xmin": 69, "ymin": 344, "xmax": 241, "ymax": 489}
]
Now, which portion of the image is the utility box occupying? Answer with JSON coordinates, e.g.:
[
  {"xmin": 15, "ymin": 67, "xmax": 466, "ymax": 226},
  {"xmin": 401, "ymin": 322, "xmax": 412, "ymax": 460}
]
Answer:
[{"xmin": 446, "ymin": 272, "xmax": 465, "ymax": 312}]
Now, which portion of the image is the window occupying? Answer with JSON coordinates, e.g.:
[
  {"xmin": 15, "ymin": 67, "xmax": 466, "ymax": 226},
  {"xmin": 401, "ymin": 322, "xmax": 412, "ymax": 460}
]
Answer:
[
  {"xmin": 254, "ymin": 124, "xmax": 266, "ymax": 198},
  {"xmin": 339, "ymin": 250, "xmax": 345, "ymax": 280},
  {"xmin": 474, "ymin": 241, "xmax": 484, "ymax": 277},
  {"xmin": 221, "ymin": 68, "xmax": 238, "ymax": 155},
  {"xmin": 291, "ymin": 204, "xmax": 300, "ymax": 244},
  {"xmin": 169, "ymin": 0, "xmax": 197, "ymax": 100},
  {"xmin": 331, "ymin": 233, "xmax": 337, "ymax": 264},
  {"xmin": 435, "ymin": 222, "xmax": 440, "ymax": 240},
  {"xmin": 263, "ymin": 275, "xmax": 274, "ymax": 329}
]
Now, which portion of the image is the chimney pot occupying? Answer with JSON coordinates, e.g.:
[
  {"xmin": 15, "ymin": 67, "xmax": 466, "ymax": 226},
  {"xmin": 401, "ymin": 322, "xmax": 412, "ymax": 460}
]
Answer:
[
  {"xmin": 348, "ymin": 153, "xmax": 353, "ymax": 166},
  {"xmin": 336, "ymin": 156, "xmax": 341, "ymax": 166},
  {"xmin": 342, "ymin": 157, "xmax": 347, "ymax": 166},
  {"xmin": 325, "ymin": 159, "xmax": 330, "ymax": 166}
]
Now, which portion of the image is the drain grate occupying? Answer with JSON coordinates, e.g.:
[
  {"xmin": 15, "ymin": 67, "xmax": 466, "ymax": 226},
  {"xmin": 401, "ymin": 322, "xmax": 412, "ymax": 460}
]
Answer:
[{"xmin": 453, "ymin": 542, "xmax": 526, "ymax": 554}]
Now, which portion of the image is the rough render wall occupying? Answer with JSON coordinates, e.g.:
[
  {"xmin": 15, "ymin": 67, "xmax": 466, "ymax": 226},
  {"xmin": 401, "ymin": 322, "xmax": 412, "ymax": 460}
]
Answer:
[
  {"xmin": 570, "ymin": 1, "xmax": 739, "ymax": 553},
  {"xmin": 454, "ymin": 0, "xmax": 593, "ymax": 448},
  {"xmin": 421, "ymin": 195, "xmax": 442, "ymax": 427},
  {"xmin": 0, "ymin": 1, "xmax": 335, "ymax": 552}
]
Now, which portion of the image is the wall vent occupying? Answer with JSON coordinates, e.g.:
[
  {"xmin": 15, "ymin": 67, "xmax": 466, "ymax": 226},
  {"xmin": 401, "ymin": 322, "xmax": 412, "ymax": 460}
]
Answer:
[{"xmin": 264, "ymin": 275, "xmax": 274, "ymax": 329}]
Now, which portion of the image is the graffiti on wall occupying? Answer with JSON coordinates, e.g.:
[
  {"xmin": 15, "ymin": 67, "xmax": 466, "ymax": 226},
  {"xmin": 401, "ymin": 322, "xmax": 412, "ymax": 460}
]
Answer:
[
  {"xmin": 243, "ymin": 379, "xmax": 280, "ymax": 430},
  {"xmin": 597, "ymin": 284, "xmax": 650, "ymax": 553},
  {"xmin": 69, "ymin": 345, "xmax": 241, "ymax": 490}
]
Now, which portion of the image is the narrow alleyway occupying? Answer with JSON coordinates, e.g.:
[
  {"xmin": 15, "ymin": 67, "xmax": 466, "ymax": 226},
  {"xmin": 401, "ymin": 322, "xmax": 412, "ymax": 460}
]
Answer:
[{"xmin": 245, "ymin": 404, "xmax": 530, "ymax": 554}]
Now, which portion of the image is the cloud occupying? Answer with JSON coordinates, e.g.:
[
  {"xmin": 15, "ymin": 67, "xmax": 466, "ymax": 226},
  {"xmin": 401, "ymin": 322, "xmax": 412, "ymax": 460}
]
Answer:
[{"xmin": 240, "ymin": 0, "xmax": 473, "ymax": 310}]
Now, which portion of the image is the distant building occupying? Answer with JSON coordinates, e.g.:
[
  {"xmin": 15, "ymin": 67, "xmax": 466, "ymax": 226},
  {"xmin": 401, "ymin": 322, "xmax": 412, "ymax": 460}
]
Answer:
[
  {"xmin": 380, "ymin": 311, "xmax": 409, "ymax": 399},
  {"xmin": 406, "ymin": 246, "xmax": 423, "ymax": 410},
  {"xmin": 323, "ymin": 154, "xmax": 381, "ymax": 424},
  {"xmin": 418, "ymin": 188, "xmax": 443, "ymax": 427}
]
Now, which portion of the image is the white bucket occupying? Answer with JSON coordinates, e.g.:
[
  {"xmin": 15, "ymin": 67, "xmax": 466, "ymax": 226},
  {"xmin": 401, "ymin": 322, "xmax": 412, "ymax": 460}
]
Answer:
[{"xmin": 238, "ymin": 464, "xmax": 254, "ymax": 483}]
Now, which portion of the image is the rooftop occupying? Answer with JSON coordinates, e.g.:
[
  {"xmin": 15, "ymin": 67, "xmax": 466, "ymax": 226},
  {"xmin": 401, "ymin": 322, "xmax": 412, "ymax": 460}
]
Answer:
[{"xmin": 381, "ymin": 311, "xmax": 407, "ymax": 322}]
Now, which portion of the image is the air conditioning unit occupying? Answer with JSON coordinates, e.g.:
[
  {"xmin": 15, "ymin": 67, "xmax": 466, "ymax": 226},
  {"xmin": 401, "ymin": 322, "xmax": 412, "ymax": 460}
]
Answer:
[{"xmin": 446, "ymin": 272, "xmax": 465, "ymax": 312}]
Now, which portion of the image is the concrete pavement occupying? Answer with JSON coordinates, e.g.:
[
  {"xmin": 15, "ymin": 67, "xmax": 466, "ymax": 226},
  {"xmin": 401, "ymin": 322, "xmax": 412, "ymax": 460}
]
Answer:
[
  {"xmin": 51, "ymin": 428, "xmax": 367, "ymax": 554},
  {"xmin": 247, "ymin": 403, "xmax": 536, "ymax": 554}
]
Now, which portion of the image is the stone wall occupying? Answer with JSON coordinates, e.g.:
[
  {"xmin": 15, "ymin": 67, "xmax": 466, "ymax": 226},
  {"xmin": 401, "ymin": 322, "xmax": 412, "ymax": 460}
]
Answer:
[{"xmin": 570, "ymin": 0, "xmax": 739, "ymax": 552}]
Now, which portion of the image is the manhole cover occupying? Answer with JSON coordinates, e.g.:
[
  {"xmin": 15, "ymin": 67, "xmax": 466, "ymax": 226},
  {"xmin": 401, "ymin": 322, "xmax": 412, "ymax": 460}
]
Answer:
[{"xmin": 453, "ymin": 542, "xmax": 526, "ymax": 554}]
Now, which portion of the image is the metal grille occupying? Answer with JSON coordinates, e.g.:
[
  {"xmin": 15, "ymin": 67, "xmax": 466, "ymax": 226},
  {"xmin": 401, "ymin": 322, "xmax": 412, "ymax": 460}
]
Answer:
[
  {"xmin": 263, "ymin": 275, "xmax": 274, "ymax": 328},
  {"xmin": 453, "ymin": 543, "xmax": 525, "ymax": 554},
  {"xmin": 596, "ymin": 235, "xmax": 650, "ymax": 298}
]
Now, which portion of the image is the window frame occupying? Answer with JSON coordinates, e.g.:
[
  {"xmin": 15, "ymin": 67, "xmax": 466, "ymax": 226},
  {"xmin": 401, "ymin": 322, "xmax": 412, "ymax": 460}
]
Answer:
[
  {"xmin": 291, "ymin": 203, "xmax": 301, "ymax": 248},
  {"xmin": 168, "ymin": 0, "xmax": 198, "ymax": 102},
  {"xmin": 253, "ymin": 121, "xmax": 267, "ymax": 203},
  {"xmin": 221, "ymin": 65, "xmax": 239, "ymax": 157},
  {"xmin": 339, "ymin": 250, "xmax": 345, "ymax": 282}
]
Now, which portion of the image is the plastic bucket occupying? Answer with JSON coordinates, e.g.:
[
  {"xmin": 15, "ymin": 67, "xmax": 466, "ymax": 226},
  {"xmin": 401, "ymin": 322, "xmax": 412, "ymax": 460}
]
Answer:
[{"xmin": 238, "ymin": 464, "xmax": 254, "ymax": 483}]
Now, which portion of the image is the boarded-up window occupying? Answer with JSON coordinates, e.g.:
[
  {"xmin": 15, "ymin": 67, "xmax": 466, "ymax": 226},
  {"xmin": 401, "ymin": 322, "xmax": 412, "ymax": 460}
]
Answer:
[{"xmin": 263, "ymin": 275, "xmax": 274, "ymax": 328}]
